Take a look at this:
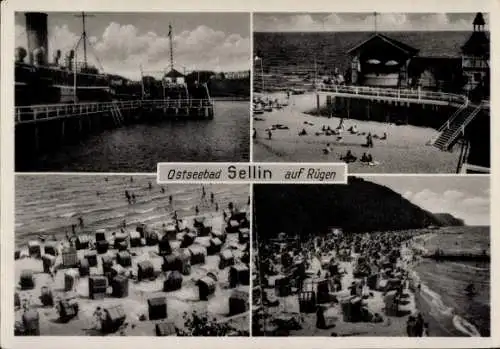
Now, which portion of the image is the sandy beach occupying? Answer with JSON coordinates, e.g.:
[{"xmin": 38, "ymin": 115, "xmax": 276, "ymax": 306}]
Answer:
[
  {"xmin": 253, "ymin": 228, "xmax": 485, "ymax": 337},
  {"xmin": 14, "ymin": 177, "xmax": 250, "ymax": 336},
  {"xmin": 253, "ymin": 93, "xmax": 459, "ymax": 173}
]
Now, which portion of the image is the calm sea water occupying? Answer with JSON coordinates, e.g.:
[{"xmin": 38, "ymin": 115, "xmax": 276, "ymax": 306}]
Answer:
[
  {"xmin": 15, "ymin": 175, "xmax": 249, "ymax": 247},
  {"xmin": 254, "ymin": 31, "xmax": 475, "ymax": 74},
  {"xmin": 413, "ymin": 226, "xmax": 490, "ymax": 336},
  {"xmin": 21, "ymin": 101, "xmax": 249, "ymax": 172}
]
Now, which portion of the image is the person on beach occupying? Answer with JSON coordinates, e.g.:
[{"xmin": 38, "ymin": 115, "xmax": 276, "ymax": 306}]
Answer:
[
  {"xmin": 148, "ymin": 182, "xmax": 153, "ymax": 190},
  {"xmin": 161, "ymin": 187, "xmax": 165, "ymax": 194},
  {"xmin": 361, "ymin": 152, "xmax": 369, "ymax": 163},
  {"xmin": 465, "ymin": 282, "xmax": 476, "ymax": 297},
  {"xmin": 416, "ymin": 313, "xmax": 425, "ymax": 336},
  {"xmin": 215, "ymin": 202, "xmax": 219, "ymax": 212},
  {"xmin": 130, "ymin": 177, "xmax": 133, "ymax": 183},
  {"xmin": 202, "ymin": 186, "xmax": 206, "ymax": 199},
  {"xmin": 253, "ymin": 128, "xmax": 257, "ymax": 139},
  {"xmin": 366, "ymin": 133, "xmax": 374, "ymax": 148},
  {"xmin": 78, "ymin": 217, "xmax": 84, "ymax": 229},
  {"xmin": 406, "ymin": 316, "xmax": 416, "ymax": 336},
  {"xmin": 125, "ymin": 190, "xmax": 131, "ymax": 204},
  {"xmin": 210, "ymin": 192, "xmax": 215, "ymax": 204},
  {"xmin": 323, "ymin": 143, "xmax": 332, "ymax": 154},
  {"xmin": 93, "ymin": 307, "xmax": 103, "ymax": 330},
  {"xmin": 423, "ymin": 323, "xmax": 429, "ymax": 336},
  {"xmin": 341, "ymin": 150, "xmax": 357, "ymax": 163},
  {"xmin": 268, "ymin": 129, "xmax": 272, "ymax": 140},
  {"xmin": 169, "ymin": 195, "xmax": 173, "ymax": 205},
  {"xmin": 195, "ymin": 206, "xmax": 199, "ymax": 215},
  {"xmin": 131, "ymin": 193, "xmax": 136, "ymax": 204}
]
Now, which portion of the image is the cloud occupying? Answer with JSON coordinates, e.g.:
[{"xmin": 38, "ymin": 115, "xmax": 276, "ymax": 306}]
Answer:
[
  {"xmin": 407, "ymin": 188, "xmax": 489, "ymax": 226},
  {"xmin": 16, "ymin": 22, "xmax": 250, "ymax": 79},
  {"xmin": 402, "ymin": 191, "xmax": 412, "ymax": 199},
  {"xmin": 254, "ymin": 13, "xmax": 489, "ymax": 32},
  {"xmin": 443, "ymin": 190, "xmax": 465, "ymax": 202}
]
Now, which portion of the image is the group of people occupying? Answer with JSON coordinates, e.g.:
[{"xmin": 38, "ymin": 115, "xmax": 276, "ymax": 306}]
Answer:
[
  {"xmin": 406, "ymin": 313, "xmax": 428, "ymax": 337},
  {"xmin": 328, "ymin": 149, "xmax": 377, "ymax": 166}
]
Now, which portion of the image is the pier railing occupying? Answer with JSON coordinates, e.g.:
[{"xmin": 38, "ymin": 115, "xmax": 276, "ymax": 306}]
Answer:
[
  {"xmin": 15, "ymin": 99, "xmax": 214, "ymax": 124},
  {"xmin": 317, "ymin": 85, "xmax": 468, "ymax": 105}
]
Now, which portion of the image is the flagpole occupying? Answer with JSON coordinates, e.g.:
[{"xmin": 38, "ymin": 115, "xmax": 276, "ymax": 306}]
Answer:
[
  {"xmin": 260, "ymin": 58, "xmax": 264, "ymax": 92},
  {"xmin": 140, "ymin": 64, "xmax": 144, "ymax": 100}
]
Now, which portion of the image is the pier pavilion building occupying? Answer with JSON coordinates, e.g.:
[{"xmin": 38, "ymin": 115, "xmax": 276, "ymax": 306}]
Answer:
[{"xmin": 347, "ymin": 13, "xmax": 489, "ymax": 100}]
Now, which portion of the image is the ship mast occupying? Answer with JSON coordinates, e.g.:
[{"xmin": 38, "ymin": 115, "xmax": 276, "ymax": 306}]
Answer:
[
  {"xmin": 168, "ymin": 24, "xmax": 174, "ymax": 71},
  {"xmin": 74, "ymin": 12, "xmax": 94, "ymax": 69}
]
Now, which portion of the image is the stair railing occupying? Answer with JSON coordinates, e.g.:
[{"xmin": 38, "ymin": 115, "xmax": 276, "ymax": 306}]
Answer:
[
  {"xmin": 441, "ymin": 104, "xmax": 482, "ymax": 150},
  {"xmin": 429, "ymin": 101, "xmax": 468, "ymax": 145}
]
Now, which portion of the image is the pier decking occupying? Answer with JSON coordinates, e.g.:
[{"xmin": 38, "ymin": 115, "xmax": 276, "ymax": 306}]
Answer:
[
  {"xmin": 317, "ymin": 85, "xmax": 467, "ymax": 106},
  {"xmin": 15, "ymin": 99, "xmax": 214, "ymax": 125}
]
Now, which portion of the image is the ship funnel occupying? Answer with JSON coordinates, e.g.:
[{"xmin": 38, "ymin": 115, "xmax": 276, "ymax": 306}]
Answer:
[
  {"xmin": 53, "ymin": 49, "xmax": 61, "ymax": 65},
  {"xmin": 15, "ymin": 47, "xmax": 27, "ymax": 63},
  {"xmin": 65, "ymin": 50, "xmax": 75, "ymax": 70},
  {"xmin": 25, "ymin": 12, "xmax": 48, "ymax": 65}
]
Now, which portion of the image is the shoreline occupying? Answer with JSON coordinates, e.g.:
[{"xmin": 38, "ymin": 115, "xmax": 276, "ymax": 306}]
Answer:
[{"xmin": 405, "ymin": 234, "xmax": 484, "ymax": 337}]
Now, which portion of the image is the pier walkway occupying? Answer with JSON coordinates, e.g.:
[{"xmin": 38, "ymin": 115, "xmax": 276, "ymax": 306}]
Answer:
[
  {"xmin": 316, "ymin": 85, "xmax": 489, "ymax": 156},
  {"xmin": 317, "ymin": 85, "xmax": 467, "ymax": 106},
  {"xmin": 15, "ymin": 98, "xmax": 214, "ymax": 125}
]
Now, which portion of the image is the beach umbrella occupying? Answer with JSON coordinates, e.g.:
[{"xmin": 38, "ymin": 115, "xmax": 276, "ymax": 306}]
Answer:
[
  {"xmin": 385, "ymin": 60, "xmax": 399, "ymax": 66},
  {"xmin": 366, "ymin": 59, "xmax": 381, "ymax": 65}
]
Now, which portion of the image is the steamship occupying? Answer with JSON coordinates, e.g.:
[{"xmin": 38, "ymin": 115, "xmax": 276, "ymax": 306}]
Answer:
[{"xmin": 15, "ymin": 12, "xmax": 211, "ymax": 107}]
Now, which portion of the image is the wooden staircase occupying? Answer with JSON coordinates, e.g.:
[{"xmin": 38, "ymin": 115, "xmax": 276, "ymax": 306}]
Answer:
[{"xmin": 432, "ymin": 103, "xmax": 482, "ymax": 151}]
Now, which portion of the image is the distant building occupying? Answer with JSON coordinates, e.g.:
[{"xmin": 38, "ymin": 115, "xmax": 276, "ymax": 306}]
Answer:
[
  {"xmin": 163, "ymin": 69, "xmax": 185, "ymax": 85},
  {"xmin": 347, "ymin": 13, "xmax": 489, "ymax": 97},
  {"xmin": 221, "ymin": 70, "xmax": 250, "ymax": 80}
]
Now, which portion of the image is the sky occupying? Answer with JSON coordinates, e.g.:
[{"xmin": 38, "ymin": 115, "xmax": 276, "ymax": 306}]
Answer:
[
  {"xmin": 253, "ymin": 12, "xmax": 489, "ymax": 32},
  {"xmin": 15, "ymin": 12, "xmax": 250, "ymax": 79},
  {"xmin": 362, "ymin": 176, "xmax": 490, "ymax": 226}
]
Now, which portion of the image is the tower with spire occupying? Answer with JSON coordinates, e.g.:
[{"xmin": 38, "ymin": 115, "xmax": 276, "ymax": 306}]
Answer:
[{"xmin": 461, "ymin": 13, "xmax": 489, "ymax": 94}]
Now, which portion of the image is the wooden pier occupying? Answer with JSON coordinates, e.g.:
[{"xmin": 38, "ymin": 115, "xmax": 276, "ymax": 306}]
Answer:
[
  {"xmin": 317, "ymin": 85, "xmax": 467, "ymax": 107},
  {"xmin": 15, "ymin": 98, "xmax": 215, "ymax": 160},
  {"xmin": 422, "ymin": 251, "xmax": 490, "ymax": 262},
  {"xmin": 312, "ymin": 85, "xmax": 488, "ymax": 133}
]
